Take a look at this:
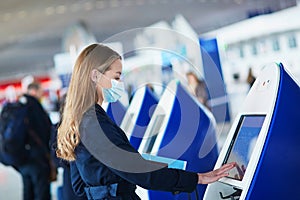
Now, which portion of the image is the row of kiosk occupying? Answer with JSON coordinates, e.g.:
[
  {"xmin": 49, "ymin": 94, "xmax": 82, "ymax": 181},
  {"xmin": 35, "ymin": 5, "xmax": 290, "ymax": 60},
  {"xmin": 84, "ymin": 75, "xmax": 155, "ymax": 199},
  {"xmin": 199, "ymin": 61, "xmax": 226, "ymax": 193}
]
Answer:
[
  {"xmin": 104, "ymin": 79, "xmax": 218, "ymax": 200},
  {"xmin": 103, "ymin": 63, "xmax": 300, "ymax": 200}
]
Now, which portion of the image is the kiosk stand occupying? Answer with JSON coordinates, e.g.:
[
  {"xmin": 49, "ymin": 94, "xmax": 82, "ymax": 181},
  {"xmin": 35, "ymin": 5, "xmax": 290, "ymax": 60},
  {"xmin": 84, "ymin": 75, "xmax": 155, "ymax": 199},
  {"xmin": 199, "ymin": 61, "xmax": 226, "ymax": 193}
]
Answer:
[
  {"xmin": 120, "ymin": 86, "xmax": 158, "ymax": 150},
  {"xmin": 102, "ymin": 100, "xmax": 127, "ymax": 126},
  {"xmin": 138, "ymin": 80, "xmax": 219, "ymax": 200},
  {"xmin": 203, "ymin": 63, "xmax": 300, "ymax": 200}
]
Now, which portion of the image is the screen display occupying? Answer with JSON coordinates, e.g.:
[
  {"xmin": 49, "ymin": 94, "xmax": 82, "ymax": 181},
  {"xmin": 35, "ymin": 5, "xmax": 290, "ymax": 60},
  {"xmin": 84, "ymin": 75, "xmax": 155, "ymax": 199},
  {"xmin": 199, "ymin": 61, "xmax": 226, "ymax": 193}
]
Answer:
[
  {"xmin": 223, "ymin": 115, "xmax": 265, "ymax": 181},
  {"xmin": 123, "ymin": 113, "xmax": 134, "ymax": 133},
  {"xmin": 143, "ymin": 114, "xmax": 165, "ymax": 153}
]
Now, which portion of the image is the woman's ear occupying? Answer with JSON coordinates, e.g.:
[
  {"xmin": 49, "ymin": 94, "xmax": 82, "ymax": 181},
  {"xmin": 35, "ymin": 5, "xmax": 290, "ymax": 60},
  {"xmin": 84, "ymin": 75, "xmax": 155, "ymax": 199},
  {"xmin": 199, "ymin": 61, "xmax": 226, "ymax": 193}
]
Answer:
[{"xmin": 91, "ymin": 69, "xmax": 99, "ymax": 83}]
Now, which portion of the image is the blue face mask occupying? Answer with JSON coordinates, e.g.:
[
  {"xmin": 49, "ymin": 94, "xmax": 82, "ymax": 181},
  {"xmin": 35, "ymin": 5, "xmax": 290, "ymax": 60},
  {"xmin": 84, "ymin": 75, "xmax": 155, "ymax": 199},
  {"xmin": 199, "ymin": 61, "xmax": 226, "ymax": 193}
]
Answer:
[{"xmin": 102, "ymin": 79, "xmax": 125, "ymax": 102}]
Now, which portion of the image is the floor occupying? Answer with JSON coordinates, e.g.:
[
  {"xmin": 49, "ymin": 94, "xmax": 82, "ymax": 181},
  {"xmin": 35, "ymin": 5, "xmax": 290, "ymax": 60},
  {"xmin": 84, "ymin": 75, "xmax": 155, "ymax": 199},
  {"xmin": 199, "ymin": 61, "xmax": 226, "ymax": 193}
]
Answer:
[{"xmin": 0, "ymin": 165, "xmax": 63, "ymax": 200}]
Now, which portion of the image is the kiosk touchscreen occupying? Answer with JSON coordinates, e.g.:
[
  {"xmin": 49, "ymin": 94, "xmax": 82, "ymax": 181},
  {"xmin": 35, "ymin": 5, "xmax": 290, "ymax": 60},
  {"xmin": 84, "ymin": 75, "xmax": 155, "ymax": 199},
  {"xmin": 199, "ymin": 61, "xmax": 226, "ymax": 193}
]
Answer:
[
  {"xmin": 120, "ymin": 86, "xmax": 158, "ymax": 150},
  {"xmin": 102, "ymin": 100, "xmax": 127, "ymax": 126},
  {"xmin": 137, "ymin": 80, "xmax": 219, "ymax": 200},
  {"xmin": 204, "ymin": 63, "xmax": 300, "ymax": 200},
  {"xmin": 222, "ymin": 115, "xmax": 265, "ymax": 181}
]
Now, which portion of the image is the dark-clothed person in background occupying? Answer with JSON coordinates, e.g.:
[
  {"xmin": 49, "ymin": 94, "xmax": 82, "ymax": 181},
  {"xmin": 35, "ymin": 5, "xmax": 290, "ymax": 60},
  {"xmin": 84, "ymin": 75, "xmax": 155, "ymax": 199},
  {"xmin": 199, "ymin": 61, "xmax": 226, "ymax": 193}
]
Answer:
[{"xmin": 18, "ymin": 82, "xmax": 53, "ymax": 200}]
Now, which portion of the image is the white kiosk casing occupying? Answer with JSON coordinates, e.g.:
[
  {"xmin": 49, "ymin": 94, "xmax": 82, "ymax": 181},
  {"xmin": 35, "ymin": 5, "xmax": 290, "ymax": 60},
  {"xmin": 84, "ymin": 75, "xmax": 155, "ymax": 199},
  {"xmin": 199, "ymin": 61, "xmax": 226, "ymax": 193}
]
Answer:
[
  {"xmin": 138, "ymin": 80, "xmax": 219, "ymax": 200},
  {"xmin": 204, "ymin": 63, "xmax": 300, "ymax": 200},
  {"xmin": 120, "ymin": 86, "xmax": 158, "ymax": 150}
]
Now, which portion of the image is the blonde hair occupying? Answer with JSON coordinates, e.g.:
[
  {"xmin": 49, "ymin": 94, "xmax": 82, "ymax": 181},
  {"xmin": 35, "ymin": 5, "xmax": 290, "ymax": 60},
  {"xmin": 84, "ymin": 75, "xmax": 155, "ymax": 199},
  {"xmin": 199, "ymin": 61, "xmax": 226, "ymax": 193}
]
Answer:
[{"xmin": 56, "ymin": 44, "xmax": 121, "ymax": 161}]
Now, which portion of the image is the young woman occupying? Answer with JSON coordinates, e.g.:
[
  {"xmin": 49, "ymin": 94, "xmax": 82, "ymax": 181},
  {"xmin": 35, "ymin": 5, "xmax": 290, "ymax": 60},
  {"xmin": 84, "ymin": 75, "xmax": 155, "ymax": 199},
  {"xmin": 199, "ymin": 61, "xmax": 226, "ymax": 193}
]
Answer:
[{"xmin": 56, "ymin": 43, "xmax": 235, "ymax": 200}]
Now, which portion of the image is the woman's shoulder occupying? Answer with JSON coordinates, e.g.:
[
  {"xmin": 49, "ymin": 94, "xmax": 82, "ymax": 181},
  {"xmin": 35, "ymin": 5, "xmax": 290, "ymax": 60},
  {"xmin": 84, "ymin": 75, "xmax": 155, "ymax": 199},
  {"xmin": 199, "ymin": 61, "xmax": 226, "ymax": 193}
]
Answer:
[
  {"xmin": 80, "ymin": 104, "xmax": 122, "ymax": 137},
  {"xmin": 84, "ymin": 104, "xmax": 105, "ymax": 116},
  {"xmin": 82, "ymin": 104, "xmax": 107, "ymax": 124}
]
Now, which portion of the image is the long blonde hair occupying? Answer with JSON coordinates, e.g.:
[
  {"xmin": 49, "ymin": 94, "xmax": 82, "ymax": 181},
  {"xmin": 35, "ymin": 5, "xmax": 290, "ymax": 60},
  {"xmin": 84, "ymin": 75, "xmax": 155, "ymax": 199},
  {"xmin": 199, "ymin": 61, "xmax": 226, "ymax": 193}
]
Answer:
[{"xmin": 56, "ymin": 44, "xmax": 121, "ymax": 161}]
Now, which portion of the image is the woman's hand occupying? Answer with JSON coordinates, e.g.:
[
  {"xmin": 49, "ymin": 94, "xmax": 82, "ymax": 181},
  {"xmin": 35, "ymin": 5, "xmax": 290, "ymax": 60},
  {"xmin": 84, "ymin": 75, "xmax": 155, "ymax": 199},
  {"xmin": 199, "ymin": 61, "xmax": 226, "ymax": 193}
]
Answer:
[{"xmin": 197, "ymin": 162, "xmax": 236, "ymax": 184}]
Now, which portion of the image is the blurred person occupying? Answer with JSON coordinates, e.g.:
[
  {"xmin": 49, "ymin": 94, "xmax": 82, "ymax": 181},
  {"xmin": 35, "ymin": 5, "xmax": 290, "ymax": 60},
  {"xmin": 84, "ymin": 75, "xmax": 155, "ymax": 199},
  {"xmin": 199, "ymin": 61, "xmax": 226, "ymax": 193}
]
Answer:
[
  {"xmin": 186, "ymin": 71, "xmax": 209, "ymax": 108},
  {"xmin": 18, "ymin": 81, "xmax": 54, "ymax": 200},
  {"xmin": 146, "ymin": 83, "xmax": 154, "ymax": 92},
  {"xmin": 247, "ymin": 67, "xmax": 256, "ymax": 89},
  {"xmin": 4, "ymin": 85, "xmax": 17, "ymax": 103},
  {"xmin": 56, "ymin": 44, "xmax": 235, "ymax": 200}
]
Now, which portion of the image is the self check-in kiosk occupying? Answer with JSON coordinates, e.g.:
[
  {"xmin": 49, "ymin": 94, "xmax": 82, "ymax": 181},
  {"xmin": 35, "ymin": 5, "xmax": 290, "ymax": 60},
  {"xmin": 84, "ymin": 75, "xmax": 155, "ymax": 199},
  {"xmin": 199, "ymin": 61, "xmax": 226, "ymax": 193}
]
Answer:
[
  {"xmin": 120, "ymin": 86, "xmax": 158, "ymax": 150},
  {"xmin": 138, "ymin": 80, "xmax": 219, "ymax": 200},
  {"xmin": 204, "ymin": 63, "xmax": 300, "ymax": 200},
  {"xmin": 102, "ymin": 100, "xmax": 127, "ymax": 126}
]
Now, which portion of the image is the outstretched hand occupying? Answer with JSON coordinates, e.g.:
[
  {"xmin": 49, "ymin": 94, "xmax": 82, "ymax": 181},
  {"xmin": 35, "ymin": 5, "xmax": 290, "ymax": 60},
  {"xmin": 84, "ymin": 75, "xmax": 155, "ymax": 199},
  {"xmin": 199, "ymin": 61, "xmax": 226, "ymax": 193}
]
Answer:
[{"xmin": 197, "ymin": 162, "xmax": 236, "ymax": 184}]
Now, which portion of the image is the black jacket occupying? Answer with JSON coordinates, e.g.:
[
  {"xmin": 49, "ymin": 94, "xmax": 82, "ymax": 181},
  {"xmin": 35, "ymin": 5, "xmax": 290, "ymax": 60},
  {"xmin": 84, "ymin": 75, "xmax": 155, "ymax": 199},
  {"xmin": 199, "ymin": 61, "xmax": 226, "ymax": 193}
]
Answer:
[
  {"xmin": 70, "ymin": 104, "xmax": 198, "ymax": 198},
  {"xmin": 25, "ymin": 94, "xmax": 52, "ymax": 163}
]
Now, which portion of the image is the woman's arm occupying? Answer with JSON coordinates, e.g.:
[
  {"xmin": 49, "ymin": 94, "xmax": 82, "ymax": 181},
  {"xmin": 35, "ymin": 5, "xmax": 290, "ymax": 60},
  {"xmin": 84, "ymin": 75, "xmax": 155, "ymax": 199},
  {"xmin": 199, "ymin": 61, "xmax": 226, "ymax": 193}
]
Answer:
[
  {"xmin": 70, "ymin": 162, "xmax": 87, "ymax": 197},
  {"xmin": 79, "ymin": 109, "xmax": 234, "ymax": 193}
]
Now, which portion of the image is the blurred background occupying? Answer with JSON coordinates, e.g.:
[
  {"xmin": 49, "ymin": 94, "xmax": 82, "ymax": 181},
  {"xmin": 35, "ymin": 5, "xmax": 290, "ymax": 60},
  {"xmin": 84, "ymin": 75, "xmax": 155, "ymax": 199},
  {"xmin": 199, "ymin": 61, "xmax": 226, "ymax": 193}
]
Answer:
[{"xmin": 0, "ymin": 0, "xmax": 300, "ymax": 199}]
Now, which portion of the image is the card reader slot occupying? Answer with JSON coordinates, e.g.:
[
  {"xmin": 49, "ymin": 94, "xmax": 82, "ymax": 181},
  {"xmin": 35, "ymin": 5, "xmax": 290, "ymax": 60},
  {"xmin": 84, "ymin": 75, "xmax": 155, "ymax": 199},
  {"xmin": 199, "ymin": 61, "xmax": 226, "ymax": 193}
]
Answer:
[{"xmin": 219, "ymin": 187, "xmax": 242, "ymax": 200}]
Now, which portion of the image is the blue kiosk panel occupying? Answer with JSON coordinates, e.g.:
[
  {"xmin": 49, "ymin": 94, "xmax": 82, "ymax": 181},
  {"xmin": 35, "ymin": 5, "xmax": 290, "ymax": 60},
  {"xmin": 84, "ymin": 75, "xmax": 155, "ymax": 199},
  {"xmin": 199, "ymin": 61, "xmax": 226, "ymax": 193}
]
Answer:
[
  {"xmin": 120, "ymin": 86, "xmax": 158, "ymax": 150},
  {"xmin": 246, "ymin": 63, "xmax": 300, "ymax": 199},
  {"xmin": 199, "ymin": 37, "xmax": 230, "ymax": 123},
  {"xmin": 139, "ymin": 80, "xmax": 219, "ymax": 200},
  {"xmin": 203, "ymin": 63, "xmax": 300, "ymax": 200},
  {"xmin": 105, "ymin": 100, "xmax": 127, "ymax": 126}
]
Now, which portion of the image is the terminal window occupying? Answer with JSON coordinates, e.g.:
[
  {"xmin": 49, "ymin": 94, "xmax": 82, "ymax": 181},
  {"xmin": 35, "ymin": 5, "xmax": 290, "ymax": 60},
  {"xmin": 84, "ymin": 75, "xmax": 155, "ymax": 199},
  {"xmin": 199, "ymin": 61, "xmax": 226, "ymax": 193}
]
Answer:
[
  {"xmin": 272, "ymin": 38, "xmax": 280, "ymax": 52},
  {"xmin": 288, "ymin": 34, "xmax": 297, "ymax": 49},
  {"xmin": 223, "ymin": 115, "xmax": 266, "ymax": 181}
]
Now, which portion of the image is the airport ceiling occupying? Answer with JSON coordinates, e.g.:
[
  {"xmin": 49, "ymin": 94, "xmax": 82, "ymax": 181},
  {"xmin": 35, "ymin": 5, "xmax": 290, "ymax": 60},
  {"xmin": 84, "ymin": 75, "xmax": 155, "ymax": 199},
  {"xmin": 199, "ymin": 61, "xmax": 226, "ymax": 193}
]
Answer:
[{"xmin": 0, "ymin": 0, "xmax": 297, "ymax": 82}]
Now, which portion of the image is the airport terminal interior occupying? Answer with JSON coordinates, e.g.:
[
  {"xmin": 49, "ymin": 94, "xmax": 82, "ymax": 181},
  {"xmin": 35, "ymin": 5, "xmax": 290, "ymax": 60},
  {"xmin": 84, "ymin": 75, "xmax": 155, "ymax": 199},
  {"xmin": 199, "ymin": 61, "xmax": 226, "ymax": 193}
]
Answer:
[{"xmin": 0, "ymin": 0, "xmax": 300, "ymax": 199}]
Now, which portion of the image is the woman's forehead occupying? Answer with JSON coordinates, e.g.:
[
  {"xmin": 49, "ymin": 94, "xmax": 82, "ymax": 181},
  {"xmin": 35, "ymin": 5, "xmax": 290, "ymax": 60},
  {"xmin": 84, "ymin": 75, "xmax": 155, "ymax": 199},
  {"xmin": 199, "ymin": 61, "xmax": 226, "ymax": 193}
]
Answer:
[{"xmin": 109, "ymin": 59, "xmax": 122, "ymax": 72}]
